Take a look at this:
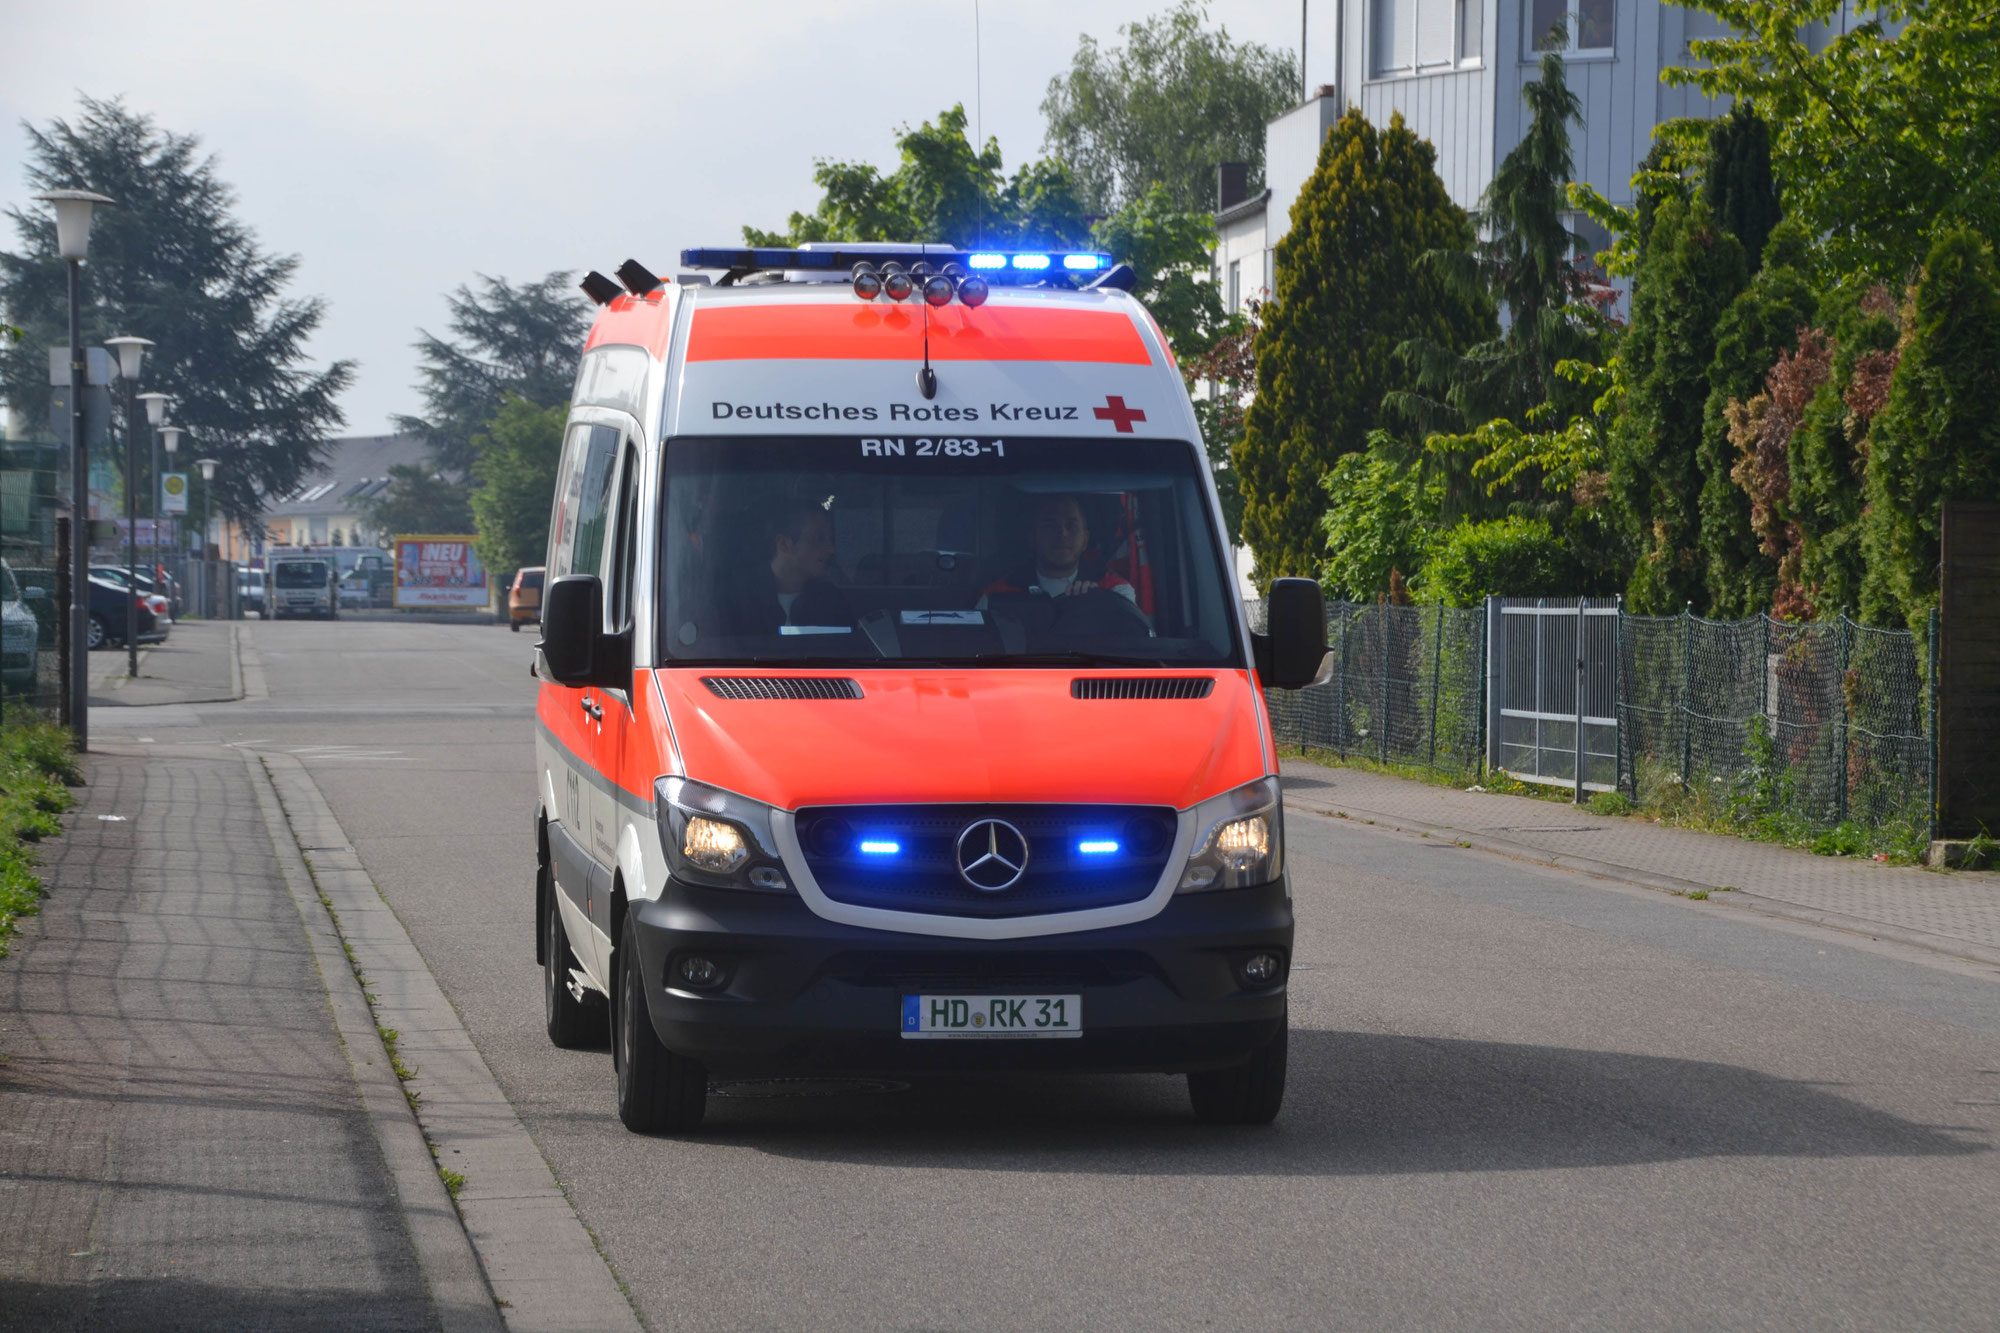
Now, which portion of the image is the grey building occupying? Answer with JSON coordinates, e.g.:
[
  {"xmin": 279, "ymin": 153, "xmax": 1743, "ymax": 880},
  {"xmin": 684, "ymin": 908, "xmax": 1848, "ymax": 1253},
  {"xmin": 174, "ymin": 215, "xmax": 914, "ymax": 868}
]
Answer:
[{"xmin": 261, "ymin": 433, "xmax": 430, "ymax": 548}]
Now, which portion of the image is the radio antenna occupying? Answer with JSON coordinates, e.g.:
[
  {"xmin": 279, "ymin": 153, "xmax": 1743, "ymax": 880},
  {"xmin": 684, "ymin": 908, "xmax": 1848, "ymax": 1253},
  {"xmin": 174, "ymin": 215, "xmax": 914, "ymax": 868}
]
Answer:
[{"xmin": 918, "ymin": 242, "xmax": 938, "ymax": 399}]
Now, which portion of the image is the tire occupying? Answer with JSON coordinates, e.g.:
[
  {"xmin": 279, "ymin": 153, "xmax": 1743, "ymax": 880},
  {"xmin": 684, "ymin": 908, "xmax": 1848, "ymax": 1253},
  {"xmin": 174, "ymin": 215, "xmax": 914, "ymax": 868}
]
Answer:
[
  {"xmin": 87, "ymin": 614, "xmax": 108, "ymax": 651},
  {"xmin": 613, "ymin": 911, "xmax": 707, "ymax": 1133},
  {"xmin": 543, "ymin": 865, "xmax": 605, "ymax": 1049},
  {"xmin": 1187, "ymin": 1014, "xmax": 1288, "ymax": 1126}
]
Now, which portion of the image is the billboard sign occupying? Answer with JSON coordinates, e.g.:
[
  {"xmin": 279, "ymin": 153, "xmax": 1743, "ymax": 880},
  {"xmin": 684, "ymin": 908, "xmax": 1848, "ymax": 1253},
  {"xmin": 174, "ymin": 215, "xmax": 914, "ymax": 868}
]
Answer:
[{"xmin": 392, "ymin": 535, "xmax": 488, "ymax": 609}]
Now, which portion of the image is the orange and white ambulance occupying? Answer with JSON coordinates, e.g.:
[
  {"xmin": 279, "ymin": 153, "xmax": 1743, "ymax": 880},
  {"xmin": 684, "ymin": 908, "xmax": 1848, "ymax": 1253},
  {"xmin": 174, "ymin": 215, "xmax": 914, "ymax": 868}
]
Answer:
[{"xmin": 533, "ymin": 243, "xmax": 1330, "ymax": 1133}]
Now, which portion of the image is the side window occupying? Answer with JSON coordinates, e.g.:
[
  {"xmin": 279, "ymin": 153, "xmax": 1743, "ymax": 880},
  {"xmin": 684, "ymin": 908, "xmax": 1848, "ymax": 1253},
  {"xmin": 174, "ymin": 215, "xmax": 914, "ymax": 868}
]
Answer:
[
  {"xmin": 554, "ymin": 424, "xmax": 621, "ymax": 579},
  {"xmin": 607, "ymin": 441, "xmax": 641, "ymax": 632}
]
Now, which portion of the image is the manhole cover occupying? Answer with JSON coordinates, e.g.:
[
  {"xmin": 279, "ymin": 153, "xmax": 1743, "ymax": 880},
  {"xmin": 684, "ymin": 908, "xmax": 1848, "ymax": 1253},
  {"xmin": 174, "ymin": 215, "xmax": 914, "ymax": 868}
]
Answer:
[{"xmin": 709, "ymin": 1077, "xmax": 910, "ymax": 1099}]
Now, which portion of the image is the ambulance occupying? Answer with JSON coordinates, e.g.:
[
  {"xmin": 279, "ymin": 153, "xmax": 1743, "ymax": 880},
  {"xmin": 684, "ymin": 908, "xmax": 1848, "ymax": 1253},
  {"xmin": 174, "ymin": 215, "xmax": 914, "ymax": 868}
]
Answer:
[{"xmin": 533, "ymin": 243, "xmax": 1331, "ymax": 1133}]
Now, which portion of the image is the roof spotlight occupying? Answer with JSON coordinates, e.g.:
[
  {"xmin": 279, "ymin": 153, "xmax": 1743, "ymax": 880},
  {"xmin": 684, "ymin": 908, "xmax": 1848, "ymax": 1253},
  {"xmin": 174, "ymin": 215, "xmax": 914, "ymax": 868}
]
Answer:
[
  {"xmin": 851, "ymin": 261, "xmax": 882, "ymax": 300},
  {"xmin": 922, "ymin": 274, "xmax": 955, "ymax": 307},
  {"xmin": 941, "ymin": 262, "xmax": 966, "ymax": 278},
  {"xmin": 958, "ymin": 275, "xmax": 990, "ymax": 308},
  {"xmin": 882, "ymin": 267, "xmax": 914, "ymax": 302}
]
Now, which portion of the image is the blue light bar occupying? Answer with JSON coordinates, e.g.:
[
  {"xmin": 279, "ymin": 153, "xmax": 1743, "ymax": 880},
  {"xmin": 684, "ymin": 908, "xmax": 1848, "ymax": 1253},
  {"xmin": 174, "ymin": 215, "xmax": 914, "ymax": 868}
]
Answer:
[
  {"xmin": 677, "ymin": 247, "xmax": 1114, "ymax": 280},
  {"xmin": 858, "ymin": 839, "xmax": 901, "ymax": 856},
  {"xmin": 1011, "ymin": 253, "xmax": 1051, "ymax": 270},
  {"xmin": 1063, "ymin": 254, "xmax": 1104, "ymax": 271},
  {"xmin": 1077, "ymin": 840, "xmax": 1120, "ymax": 855},
  {"xmin": 968, "ymin": 253, "xmax": 1007, "ymax": 269}
]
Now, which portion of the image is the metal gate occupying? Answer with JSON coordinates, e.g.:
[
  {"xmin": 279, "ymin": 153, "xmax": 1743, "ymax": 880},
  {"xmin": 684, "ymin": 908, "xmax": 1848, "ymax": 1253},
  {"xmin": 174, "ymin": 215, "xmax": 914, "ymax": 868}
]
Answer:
[{"xmin": 1486, "ymin": 597, "xmax": 1620, "ymax": 796}]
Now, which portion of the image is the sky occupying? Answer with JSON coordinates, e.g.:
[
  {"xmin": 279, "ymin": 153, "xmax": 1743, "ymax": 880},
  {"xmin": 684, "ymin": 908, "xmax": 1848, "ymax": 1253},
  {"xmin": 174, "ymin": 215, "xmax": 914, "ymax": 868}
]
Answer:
[{"xmin": 1, "ymin": 1, "xmax": 1336, "ymax": 437}]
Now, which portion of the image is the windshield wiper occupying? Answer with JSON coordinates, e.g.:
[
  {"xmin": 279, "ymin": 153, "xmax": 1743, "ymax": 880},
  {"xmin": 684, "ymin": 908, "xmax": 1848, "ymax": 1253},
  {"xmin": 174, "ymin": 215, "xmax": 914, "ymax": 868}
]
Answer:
[{"xmin": 959, "ymin": 651, "xmax": 1181, "ymax": 668}]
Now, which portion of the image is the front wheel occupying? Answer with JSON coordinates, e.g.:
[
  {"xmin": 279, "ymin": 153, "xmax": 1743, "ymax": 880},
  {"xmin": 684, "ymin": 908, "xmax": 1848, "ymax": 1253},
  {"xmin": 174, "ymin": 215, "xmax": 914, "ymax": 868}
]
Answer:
[
  {"xmin": 87, "ymin": 614, "xmax": 109, "ymax": 651},
  {"xmin": 613, "ymin": 911, "xmax": 707, "ymax": 1133},
  {"xmin": 1188, "ymin": 1016, "xmax": 1288, "ymax": 1125}
]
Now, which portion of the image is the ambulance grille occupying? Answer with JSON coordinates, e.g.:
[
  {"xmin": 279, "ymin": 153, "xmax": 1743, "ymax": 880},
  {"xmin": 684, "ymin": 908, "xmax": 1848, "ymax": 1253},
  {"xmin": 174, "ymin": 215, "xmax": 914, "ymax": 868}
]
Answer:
[
  {"xmin": 1070, "ymin": 677, "xmax": 1214, "ymax": 700},
  {"xmin": 703, "ymin": 676, "xmax": 863, "ymax": 701}
]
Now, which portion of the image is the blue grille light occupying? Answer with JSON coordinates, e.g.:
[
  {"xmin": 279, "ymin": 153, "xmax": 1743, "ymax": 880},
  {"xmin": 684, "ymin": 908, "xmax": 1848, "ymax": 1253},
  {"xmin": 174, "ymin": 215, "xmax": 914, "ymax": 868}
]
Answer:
[
  {"xmin": 1077, "ymin": 840, "xmax": 1120, "ymax": 855},
  {"xmin": 968, "ymin": 253, "xmax": 1007, "ymax": 270},
  {"xmin": 1011, "ymin": 253, "xmax": 1051, "ymax": 270},
  {"xmin": 1062, "ymin": 254, "xmax": 1103, "ymax": 271},
  {"xmin": 858, "ymin": 840, "xmax": 902, "ymax": 856}
]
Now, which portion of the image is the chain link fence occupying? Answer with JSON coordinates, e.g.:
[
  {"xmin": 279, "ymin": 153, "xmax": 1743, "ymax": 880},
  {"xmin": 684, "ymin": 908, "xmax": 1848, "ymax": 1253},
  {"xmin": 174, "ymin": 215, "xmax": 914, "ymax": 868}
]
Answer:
[
  {"xmin": 1248, "ymin": 597, "xmax": 1937, "ymax": 839},
  {"xmin": 0, "ymin": 444, "xmax": 68, "ymax": 720}
]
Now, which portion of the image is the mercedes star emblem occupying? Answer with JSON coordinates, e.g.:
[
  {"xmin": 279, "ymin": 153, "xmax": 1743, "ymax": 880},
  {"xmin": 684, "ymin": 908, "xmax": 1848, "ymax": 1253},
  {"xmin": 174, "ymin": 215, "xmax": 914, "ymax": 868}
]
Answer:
[{"xmin": 955, "ymin": 818, "xmax": 1029, "ymax": 891}]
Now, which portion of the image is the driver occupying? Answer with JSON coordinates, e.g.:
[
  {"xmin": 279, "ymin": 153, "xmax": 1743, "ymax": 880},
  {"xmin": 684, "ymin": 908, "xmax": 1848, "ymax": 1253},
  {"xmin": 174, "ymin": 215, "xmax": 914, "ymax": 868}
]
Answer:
[
  {"xmin": 714, "ymin": 498, "xmax": 855, "ymax": 634},
  {"xmin": 979, "ymin": 493, "xmax": 1138, "ymax": 607}
]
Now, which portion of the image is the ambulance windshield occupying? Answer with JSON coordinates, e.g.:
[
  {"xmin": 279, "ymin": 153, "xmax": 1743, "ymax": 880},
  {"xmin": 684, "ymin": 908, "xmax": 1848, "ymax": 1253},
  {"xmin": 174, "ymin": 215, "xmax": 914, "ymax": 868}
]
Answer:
[{"xmin": 661, "ymin": 435, "xmax": 1241, "ymax": 668}]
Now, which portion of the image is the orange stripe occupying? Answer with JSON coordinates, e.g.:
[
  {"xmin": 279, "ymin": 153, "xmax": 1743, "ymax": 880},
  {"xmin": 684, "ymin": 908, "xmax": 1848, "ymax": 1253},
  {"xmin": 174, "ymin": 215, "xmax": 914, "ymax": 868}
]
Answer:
[
  {"xmin": 686, "ymin": 303, "xmax": 1152, "ymax": 364},
  {"xmin": 584, "ymin": 290, "xmax": 674, "ymax": 359}
]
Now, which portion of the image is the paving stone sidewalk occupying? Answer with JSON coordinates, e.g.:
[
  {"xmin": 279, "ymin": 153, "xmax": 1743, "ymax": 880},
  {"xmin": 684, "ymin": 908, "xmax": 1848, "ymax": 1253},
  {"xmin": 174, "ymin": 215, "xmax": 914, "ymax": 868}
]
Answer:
[
  {"xmin": 88, "ymin": 620, "xmax": 239, "ymax": 708},
  {"xmin": 0, "ymin": 745, "xmax": 433, "ymax": 1330},
  {"xmin": 1280, "ymin": 756, "xmax": 2000, "ymax": 963}
]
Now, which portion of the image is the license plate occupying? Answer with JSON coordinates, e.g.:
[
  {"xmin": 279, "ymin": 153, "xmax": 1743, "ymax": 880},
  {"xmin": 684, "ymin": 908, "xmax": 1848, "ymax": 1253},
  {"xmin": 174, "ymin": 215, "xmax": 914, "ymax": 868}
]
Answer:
[{"xmin": 901, "ymin": 994, "xmax": 1081, "ymax": 1039}]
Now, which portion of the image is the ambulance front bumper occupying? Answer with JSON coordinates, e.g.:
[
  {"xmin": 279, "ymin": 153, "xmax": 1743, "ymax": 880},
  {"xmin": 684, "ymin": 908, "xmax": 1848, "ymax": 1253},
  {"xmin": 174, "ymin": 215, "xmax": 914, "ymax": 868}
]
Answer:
[{"xmin": 628, "ymin": 877, "xmax": 1292, "ymax": 1077}]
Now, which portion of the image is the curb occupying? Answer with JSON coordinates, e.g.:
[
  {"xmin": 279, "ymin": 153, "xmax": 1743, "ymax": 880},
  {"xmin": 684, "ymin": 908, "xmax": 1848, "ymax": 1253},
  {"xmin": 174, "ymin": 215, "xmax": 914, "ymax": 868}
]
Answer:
[
  {"xmin": 245, "ymin": 749, "xmax": 506, "ymax": 1333},
  {"xmin": 259, "ymin": 750, "xmax": 643, "ymax": 1333},
  {"xmin": 1284, "ymin": 795, "xmax": 2000, "ymax": 974}
]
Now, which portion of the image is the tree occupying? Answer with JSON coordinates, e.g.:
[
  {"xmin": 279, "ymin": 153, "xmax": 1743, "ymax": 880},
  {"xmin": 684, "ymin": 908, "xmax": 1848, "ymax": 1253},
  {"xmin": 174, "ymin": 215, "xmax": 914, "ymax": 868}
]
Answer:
[
  {"xmin": 0, "ymin": 97, "xmax": 352, "ymax": 527},
  {"xmin": 1606, "ymin": 194, "xmax": 1748, "ymax": 611},
  {"xmin": 1702, "ymin": 102, "xmax": 1781, "ymax": 275},
  {"xmin": 1698, "ymin": 218, "xmax": 1817, "ymax": 616},
  {"xmin": 1091, "ymin": 184, "xmax": 1233, "ymax": 360},
  {"xmin": 745, "ymin": 106, "xmax": 1090, "ymax": 252},
  {"xmin": 1394, "ymin": 45, "xmax": 1604, "ymax": 439},
  {"xmin": 1236, "ymin": 111, "xmax": 1489, "ymax": 584},
  {"xmin": 1858, "ymin": 229, "xmax": 2000, "ymax": 630},
  {"xmin": 1666, "ymin": 0, "xmax": 2000, "ymax": 278},
  {"xmin": 1790, "ymin": 282, "xmax": 1900, "ymax": 615},
  {"xmin": 469, "ymin": 397, "xmax": 566, "ymax": 581},
  {"xmin": 359, "ymin": 462, "xmax": 473, "ymax": 544},
  {"xmin": 1041, "ymin": 1, "xmax": 1299, "ymax": 216},
  {"xmin": 1317, "ymin": 442, "xmax": 1436, "ymax": 601},
  {"xmin": 1183, "ymin": 297, "xmax": 1260, "ymax": 547},
  {"xmin": 398, "ymin": 271, "xmax": 590, "ymax": 476}
]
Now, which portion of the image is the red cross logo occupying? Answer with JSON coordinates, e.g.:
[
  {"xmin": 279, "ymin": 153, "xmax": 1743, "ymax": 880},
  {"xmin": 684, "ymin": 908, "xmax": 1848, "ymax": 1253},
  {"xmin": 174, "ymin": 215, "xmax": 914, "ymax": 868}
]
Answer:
[{"xmin": 1093, "ymin": 395, "xmax": 1147, "ymax": 433}]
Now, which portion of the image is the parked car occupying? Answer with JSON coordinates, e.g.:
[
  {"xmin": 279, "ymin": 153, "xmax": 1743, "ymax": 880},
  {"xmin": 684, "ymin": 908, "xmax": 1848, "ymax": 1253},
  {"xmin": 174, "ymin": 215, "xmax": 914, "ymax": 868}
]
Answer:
[
  {"xmin": 11, "ymin": 567, "xmax": 59, "ymax": 646},
  {"xmin": 269, "ymin": 557, "xmax": 338, "ymax": 619},
  {"xmin": 0, "ymin": 561, "xmax": 41, "ymax": 690},
  {"xmin": 508, "ymin": 566, "xmax": 544, "ymax": 631},
  {"xmin": 238, "ymin": 567, "xmax": 266, "ymax": 616},
  {"xmin": 90, "ymin": 565, "xmax": 172, "ymax": 623},
  {"xmin": 87, "ymin": 577, "xmax": 163, "ymax": 650}
]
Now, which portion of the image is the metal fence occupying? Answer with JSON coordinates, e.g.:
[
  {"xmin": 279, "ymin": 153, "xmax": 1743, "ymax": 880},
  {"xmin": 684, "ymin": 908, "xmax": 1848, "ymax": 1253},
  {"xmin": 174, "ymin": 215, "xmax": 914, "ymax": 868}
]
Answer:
[
  {"xmin": 0, "ymin": 450, "xmax": 68, "ymax": 720},
  {"xmin": 1249, "ymin": 597, "xmax": 1937, "ymax": 838}
]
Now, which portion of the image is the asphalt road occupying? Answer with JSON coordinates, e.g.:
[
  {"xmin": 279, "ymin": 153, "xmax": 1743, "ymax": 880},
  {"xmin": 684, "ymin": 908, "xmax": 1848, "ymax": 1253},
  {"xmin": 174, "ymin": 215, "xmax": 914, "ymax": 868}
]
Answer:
[{"xmin": 198, "ymin": 619, "xmax": 2000, "ymax": 1332}]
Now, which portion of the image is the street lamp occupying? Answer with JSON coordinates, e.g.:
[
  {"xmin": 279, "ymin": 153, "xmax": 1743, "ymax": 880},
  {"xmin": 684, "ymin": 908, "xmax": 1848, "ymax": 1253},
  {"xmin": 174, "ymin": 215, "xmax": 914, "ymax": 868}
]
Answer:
[
  {"xmin": 33, "ymin": 188, "xmax": 114, "ymax": 750},
  {"xmin": 194, "ymin": 458, "xmax": 219, "ymax": 616},
  {"xmin": 105, "ymin": 336, "xmax": 153, "ymax": 677},
  {"xmin": 136, "ymin": 392, "xmax": 169, "ymax": 594}
]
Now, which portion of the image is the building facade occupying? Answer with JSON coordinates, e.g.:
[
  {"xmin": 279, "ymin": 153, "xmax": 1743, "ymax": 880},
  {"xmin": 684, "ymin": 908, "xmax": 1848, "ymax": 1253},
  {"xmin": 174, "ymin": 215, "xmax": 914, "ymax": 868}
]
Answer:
[{"xmin": 261, "ymin": 433, "xmax": 429, "ymax": 549}]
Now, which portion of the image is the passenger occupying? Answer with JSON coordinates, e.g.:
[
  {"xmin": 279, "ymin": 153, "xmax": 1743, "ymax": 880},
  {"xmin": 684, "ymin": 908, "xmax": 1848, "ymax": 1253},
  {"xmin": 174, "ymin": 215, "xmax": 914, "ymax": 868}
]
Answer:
[
  {"xmin": 981, "ymin": 494, "xmax": 1138, "ymax": 607},
  {"xmin": 714, "ymin": 498, "xmax": 855, "ymax": 634}
]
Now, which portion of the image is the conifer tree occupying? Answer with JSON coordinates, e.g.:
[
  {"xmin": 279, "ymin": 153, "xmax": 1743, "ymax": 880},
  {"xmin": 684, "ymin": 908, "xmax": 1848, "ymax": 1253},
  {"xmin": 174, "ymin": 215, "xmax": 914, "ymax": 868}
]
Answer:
[
  {"xmin": 1606, "ymin": 195, "xmax": 1747, "ymax": 611},
  {"xmin": 1698, "ymin": 219, "xmax": 1817, "ymax": 616},
  {"xmin": 1235, "ymin": 110, "xmax": 1488, "ymax": 583},
  {"xmin": 1703, "ymin": 104, "xmax": 1781, "ymax": 276},
  {"xmin": 1858, "ymin": 229, "xmax": 2000, "ymax": 631},
  {"xmin": 1790, "ymin": 284, "xmax": 1900, "ymax": 615},
  {"xmin": 0, "ymin": 98, "xmax": 352, "ymax": 527}
]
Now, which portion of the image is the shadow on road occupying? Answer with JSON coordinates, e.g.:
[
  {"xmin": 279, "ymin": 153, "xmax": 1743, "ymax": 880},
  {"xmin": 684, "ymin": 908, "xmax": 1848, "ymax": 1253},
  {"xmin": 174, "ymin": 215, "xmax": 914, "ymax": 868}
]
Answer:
[
  {"xmin": 635, "ymin": 1029, "xmax": 1989, "ymax": 1174},
  {"xmin": 0, "ymin": 1276, "xmax": 435, "ymax": 1333}
]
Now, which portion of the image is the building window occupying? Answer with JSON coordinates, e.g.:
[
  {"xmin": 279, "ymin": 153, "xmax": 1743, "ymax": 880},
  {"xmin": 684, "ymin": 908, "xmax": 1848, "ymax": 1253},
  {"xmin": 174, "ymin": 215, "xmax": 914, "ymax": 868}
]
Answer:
[
  {"xmin": 1228, "ymin": 260, "xmax": 1242, "ymax": 314},
  {"xmin": 1372, "ymin": 0, "xmax": 1483, "ymax": 76},
  {"xmin": 1528, "ymin": 0, "xmax": 1614, "ymax": 54}
]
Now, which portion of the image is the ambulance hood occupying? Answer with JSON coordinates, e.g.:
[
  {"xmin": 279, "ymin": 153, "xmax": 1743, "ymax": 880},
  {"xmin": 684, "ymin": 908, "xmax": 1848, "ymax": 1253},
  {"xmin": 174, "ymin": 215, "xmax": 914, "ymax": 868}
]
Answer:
[{"xmin": 654, "ymin": 668, "xmax": 1269, "ymax": 811}]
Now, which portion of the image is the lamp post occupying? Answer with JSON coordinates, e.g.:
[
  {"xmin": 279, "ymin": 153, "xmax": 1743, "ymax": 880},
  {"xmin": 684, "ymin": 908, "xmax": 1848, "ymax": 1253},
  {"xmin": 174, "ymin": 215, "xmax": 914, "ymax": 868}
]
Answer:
[
  {"xmin": 105, "ymin": 336, "xmax": 153, "ymax": 678},
  {"xmin": 160, "ymin": 425, "xmax": 183, "ymax": 602},
  {"xmin": 136, "ymin": 392, "xmax": 170, "ymax": 600},
  {"xmin": 33, "ymin": 188, "xmax": 114, "ymax": 750},
  {"xmin": 195, "ymin": 458, "xmax": 219, "ymax": 617}
]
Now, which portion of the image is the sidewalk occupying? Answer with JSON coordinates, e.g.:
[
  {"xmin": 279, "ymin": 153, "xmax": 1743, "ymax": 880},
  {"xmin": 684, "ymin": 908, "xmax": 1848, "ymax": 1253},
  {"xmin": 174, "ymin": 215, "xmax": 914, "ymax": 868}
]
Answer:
[
  {"xmin": 0, "ymin": 743, "xmax": 435, "ymax": 1330},
  {"xmin": 1281, "ymin": 756, "xmax": 2000, "ymax": 968},
  {"xmin": 87, "ymin": 620, "xmax": 240, "ymax": 708}
]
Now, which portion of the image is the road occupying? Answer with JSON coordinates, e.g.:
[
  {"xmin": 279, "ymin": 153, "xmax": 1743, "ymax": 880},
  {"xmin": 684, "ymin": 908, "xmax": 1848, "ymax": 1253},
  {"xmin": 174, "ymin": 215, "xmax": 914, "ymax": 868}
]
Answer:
[{"xmin": 182, "ymin": 619, "xmax": 2000, "ymax": 1331}]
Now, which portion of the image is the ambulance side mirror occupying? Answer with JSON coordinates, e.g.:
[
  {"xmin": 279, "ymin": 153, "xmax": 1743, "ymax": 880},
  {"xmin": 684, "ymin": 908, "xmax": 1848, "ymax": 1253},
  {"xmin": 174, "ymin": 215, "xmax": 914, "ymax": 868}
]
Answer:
[
  {"xmin": 538, "ymin": 575, "xmax": 628, "ymax": 688},
  {"xmin": 1254, "ymin": 578, "xmax": 1332, "ymax": 691}
]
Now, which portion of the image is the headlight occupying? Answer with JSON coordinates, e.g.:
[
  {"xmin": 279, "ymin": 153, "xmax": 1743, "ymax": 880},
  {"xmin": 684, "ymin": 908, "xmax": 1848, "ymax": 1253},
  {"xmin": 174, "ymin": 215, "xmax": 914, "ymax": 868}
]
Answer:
[
  {"xmin": 654, "ymin": 777, "xmax": 792, "ymax": 892},
  {"xmin": 1177, "ymin": 776, "xmax": 1283, "ymax": 892}
]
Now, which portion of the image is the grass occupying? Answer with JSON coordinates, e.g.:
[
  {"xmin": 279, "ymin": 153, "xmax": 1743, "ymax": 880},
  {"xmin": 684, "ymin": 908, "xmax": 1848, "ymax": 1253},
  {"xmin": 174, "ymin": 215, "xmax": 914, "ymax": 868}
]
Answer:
[
  {"xmin": 0, "ymin": 723, "xmax": 81, "ymax": 958},
  {"xmin": 438, "ymin": 1167, "xmax": 465, "ymax": 1200}
]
